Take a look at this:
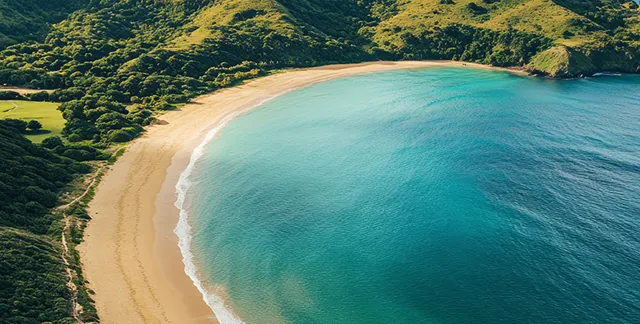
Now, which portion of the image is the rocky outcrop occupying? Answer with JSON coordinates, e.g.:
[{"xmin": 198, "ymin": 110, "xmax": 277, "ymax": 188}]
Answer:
[{"xmin": 527, "ymin": 44, "xmax": 640, "ymax": 78}]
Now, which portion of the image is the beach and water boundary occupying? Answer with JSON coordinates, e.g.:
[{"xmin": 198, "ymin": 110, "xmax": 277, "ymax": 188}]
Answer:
[{"xmin": 78, "ymin": 61, "xmax": 525, "ymax": 324}]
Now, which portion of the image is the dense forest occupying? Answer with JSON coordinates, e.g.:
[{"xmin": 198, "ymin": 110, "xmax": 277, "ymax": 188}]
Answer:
[
  {"xmin": 0, "ymin": 0, "xmax": 638, "ymax": 322},
  {"xmin": 0, "ymin": 121, "xmax": 91, "ymax": 233},
  {"xmin": 0, "ymin": 229, "xmax": 72, "ymax": 324},
  {"xmin": 0, "ymin": 120, "xmax": 97, "ymax": 323},
  {"xmin": 0, "ymin": 0, "xmax": 89, "ymax": 48}
]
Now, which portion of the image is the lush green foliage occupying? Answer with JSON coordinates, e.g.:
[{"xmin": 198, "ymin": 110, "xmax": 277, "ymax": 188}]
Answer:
[
  {"xmin": 0, "ymin": 0, "xmax": 89, "ymax": 48},
  {"xmin": 0, "ymin": 91, "xmax": 22, "ymax": 100},
  {"xmin": 0, "ymin": 229, "xmax": 73, "ymax": 324},
  {"xmin": 26, "ymin": 120, "xmax": 41, "ymax": 131},
  {"xmin": 392, "ymin": 24, "xmax": 553, "ymax": 66},
  {"xmin": 0, "ymin": 121, "xmax": 95, "ymax": 323},
  {"xmin": 0, "ymin": 121, "xmax": 89, "ymax": 234},
  {"xmin": 57, "ymin": 97, "xmax": 144, "ymax": 143}
]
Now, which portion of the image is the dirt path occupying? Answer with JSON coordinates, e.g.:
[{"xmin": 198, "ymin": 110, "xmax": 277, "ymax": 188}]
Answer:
[
  {"xmin": 58, "ymin": 175, "xmax": 100, "ymax": 211},
  {"xmin": 55, "ymin": 158, "xmax": 115, "ymax": 323},
  {"xmin": 60, "ymin": 215, "xmax": 84, "ymax": 323}
]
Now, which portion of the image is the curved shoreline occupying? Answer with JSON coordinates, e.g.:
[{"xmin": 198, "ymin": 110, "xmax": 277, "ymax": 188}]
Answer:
[
  {"xmin": 78, "ymin": 61, "xmax": 524, "ymax": 324},
  {"xmin": 173, "ymin": 100, "xmax": 272, "ymax": 324}
]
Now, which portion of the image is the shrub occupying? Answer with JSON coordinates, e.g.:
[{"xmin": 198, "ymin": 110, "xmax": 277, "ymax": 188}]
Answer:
[
  {"xmin": 1, "ymin": 119, "xmax": 27, "ymax": 133},
  {"xmin": 153, "ymin": 100, "xmax": 175, "ymax": 111},
  {"xmin": 41, "ymin": 136, "xmax": 64, "ymax": 149},
  {"xmin": 67, "ymin": 133, "xmax": 83, "ymax": 142},
  {"xmin": 27, "ymin": 120, "xmax": 42, "ymax": 131},
  {"xmin": 0, "ymin": 91, "xmax": 23, "ymax": 100},
  {"xmin": 25, "ymin": 91, "xmax": 50, "ymax": 101},
  {"xmin": 467, "ymin": 2, "xmax": 488, "ymax": 14},
  {"xmin": 108, "ymin": 127, "xmax": 140, "ymax": 142},
  {"xmin": 49, "ymin": 87, "xmax": 85, "ymax": 102},
  {"xmin": 63, "ymin": 149, "xmax": 93, "ymax": 161}
]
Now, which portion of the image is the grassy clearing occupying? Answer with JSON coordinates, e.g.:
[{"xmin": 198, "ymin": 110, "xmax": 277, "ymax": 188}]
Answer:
[
  {"xmin": 171, "ymin": 27, "xmax": 212, "ymax": 49},
  {"xmin": 557, "ymin": 36, "xmax": 591, "ymax": 47},
  {"xmin": 0, "ymin": 100, "xmax": 63, "ymax": 143}
]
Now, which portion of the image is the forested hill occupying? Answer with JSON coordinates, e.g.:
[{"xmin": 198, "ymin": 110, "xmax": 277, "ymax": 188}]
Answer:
[
  {"xmin": 0, "ymin": 0, "xmax": 89, "ymax": 48},
  {"xmin": 0, "ymin": 0, "xmax": 638, "ymax": 85}
]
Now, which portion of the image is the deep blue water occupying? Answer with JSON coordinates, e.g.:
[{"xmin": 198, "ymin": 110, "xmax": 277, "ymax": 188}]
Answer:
[{"xmin": 186, "ymin": 67, "xmax": 640, "ymax": 324}]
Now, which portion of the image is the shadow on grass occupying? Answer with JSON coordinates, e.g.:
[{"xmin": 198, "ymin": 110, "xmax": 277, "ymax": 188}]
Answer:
[{"xmin": 26, "ymin": 129, "xmax": 52, "ymax": 136}]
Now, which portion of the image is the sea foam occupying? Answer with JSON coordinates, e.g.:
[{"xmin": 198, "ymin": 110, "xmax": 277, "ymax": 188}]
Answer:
[
  {"xmin": 174, "ymin": 92, "xmax": 292, "ymax": 324},
  {"xmin": 592, "ymin": 72, "xmax": 622, "ymax": 77}
]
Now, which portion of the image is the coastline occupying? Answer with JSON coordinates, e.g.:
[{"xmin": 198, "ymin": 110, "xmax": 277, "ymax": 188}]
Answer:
[{"xmin": 77, "ymin": 61, "xmax": 524, "ymax": 324}]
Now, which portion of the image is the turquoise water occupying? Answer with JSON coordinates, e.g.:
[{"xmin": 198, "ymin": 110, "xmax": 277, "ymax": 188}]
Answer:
[{"xmin": 186, "ymin": 68, "xmax": 640, "ymax": 324}]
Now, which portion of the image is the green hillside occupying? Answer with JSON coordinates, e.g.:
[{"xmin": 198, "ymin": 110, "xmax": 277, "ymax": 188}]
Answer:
[
  {"xmin": 0, "ymin": 0, "xmax": 89, "ymax": 48},
  {"xmin": 0, "ymin": 228, "xmax": 72, "ymax": 324},
  {"xmin": 0, "ymin": 0, "xmax": 636, "ymax": 100}
]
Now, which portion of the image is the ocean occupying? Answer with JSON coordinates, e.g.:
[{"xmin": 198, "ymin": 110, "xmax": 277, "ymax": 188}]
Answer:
[{"xmin": 180, "ymin": 67, "xmax": 640, "ymax": 324}]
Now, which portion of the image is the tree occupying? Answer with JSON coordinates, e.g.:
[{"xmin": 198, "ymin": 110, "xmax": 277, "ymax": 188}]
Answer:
[
  {"xmin": 26, "ymin": 91, "xmax": 50, "ymax": 101},
  {"xmin": 95, "ymin": 112, "xmax": 132, "ymax": 133},
  {"xmin": 0, "ymin": 91, "xmax": 23, "ymax": 100},
  {"xmin": 41, "ymin": 136, "xmax": 63, "ymax": 149},
  {"xmin": 27, "ymin": 120, "xmax": 42, "ymax": 131},
  {"xmin": 1, "ymin": 119, "xmax": 27, "ymax": 133}
]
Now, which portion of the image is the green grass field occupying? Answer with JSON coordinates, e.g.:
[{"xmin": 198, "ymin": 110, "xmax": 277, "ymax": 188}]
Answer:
[{"xmin": 0, "ymin": 100, "xmax": 63, "ymax": 143}]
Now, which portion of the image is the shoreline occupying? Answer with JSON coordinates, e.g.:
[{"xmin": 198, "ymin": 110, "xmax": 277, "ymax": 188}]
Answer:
[{"xmin": 78, "ymin": 61, "xmax": 524, "ymax": 324}]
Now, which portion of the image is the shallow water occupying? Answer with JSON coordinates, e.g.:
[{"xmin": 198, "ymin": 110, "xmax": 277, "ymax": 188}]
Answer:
[{"xmin": 186, "ymin": 67, "xmax": 640, "ymax": 324}]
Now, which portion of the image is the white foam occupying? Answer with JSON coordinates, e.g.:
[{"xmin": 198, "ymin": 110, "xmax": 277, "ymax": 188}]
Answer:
[
  {"xmin": 174, "ymin": 92, "xmax": 293, "ymax": 324},
  {"xmin": 592, "ymin": 72, "xmax": 622, "ymax": 77}
]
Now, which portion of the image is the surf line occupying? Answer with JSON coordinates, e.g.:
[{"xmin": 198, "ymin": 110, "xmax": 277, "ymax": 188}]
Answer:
[{"xmin": 174, "ymin": 89, "xmax": 296, "ymax": 324}]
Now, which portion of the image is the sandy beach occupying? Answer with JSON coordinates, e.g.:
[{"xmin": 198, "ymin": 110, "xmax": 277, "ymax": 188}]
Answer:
[{"xmin": 77, "ymin": 61, "xmax": 523, "ymax": 324}]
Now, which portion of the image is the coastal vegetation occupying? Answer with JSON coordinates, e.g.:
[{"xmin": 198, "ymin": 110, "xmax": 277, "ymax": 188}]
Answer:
[
  {"xmin": 0, "ymin": 229, "xmax": 72, "ymax": 323},
  {"xmin": 0, "ymin": 120, "xmax": 89, "ymax": 233},
  {"xmin": 0, "ymin": 120, "xmax": 100, "ymax": 323},
  {"xmin": 0, "ymin": 0, "xmax": 638, "ymax": 322}
]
